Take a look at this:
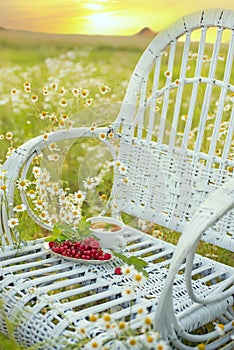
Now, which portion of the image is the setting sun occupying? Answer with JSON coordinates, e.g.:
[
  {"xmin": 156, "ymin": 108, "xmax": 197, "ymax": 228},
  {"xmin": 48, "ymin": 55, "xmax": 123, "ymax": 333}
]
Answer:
[
  {"xmin": 85, "ymin": 12, "xmax": 123, "ymax": 34},
  {"xmin": 0, "ymin": 0, "xmax": 234, "ymax": 35},
  {"xmin": 84, "ymin": 3, "xmax": 103, "ymax": 11}
]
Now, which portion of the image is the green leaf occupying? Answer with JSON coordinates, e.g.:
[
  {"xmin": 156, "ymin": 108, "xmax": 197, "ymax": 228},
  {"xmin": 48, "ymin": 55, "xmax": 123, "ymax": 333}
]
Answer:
[{"xmin": 113, "ymin": 252, "xmax": 149, "ymax": 277}]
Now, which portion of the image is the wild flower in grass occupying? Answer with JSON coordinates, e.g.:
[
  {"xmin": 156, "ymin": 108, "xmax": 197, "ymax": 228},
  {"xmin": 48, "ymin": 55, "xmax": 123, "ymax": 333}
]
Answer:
[
  {"xmin": 85, "ymin": 98, "xmax": 93, "ymax": 107},
  {"xmin": 80, "ymin": 88, "xmax": 89, "ymax": 98},
  {"xmin": 49, "ymin": 142, "xmax": 60, "ymax": 152},
  {"xmin": 59, "ymin": 98, "xmax": 67, "ymax": 107},
  {"xmin": 100, "ymin": 193, "xmax": 108, "ymax": 201},
  {"xmin": 33, "ymin": 199, "xmax": 46, "ymax": 210},
  {"xmin": 11, "ymin": 88, "xmax": 17, "ymax": 95},
  {"xmin": 27, "ymin": 189, "xmax": 36, "ymax": 199},
  {"xmin": 49, "ymin": 113, "xmax": 58, "ymax": 123},
  {"xmin": 59, "ymin": 87, "xmax": 66, "ymax": 95},
  {"xmin": 24, "ymin": 86, "xmax": 31, "ymax": 93},
  {"xmin": 0, "ymin": 135, "xmax": 4, "ymax": 140},
  {"xmin": 83, "ymin": 177, "xmax": 95, "ymax": 190},
  {"xmin": 23, "ymin": 81, "xmax": 31, "ymax": 88},
  {"xmin": 99, "ymin": 85, "xmax": 111, "ymax": 94},
  {"xmin": 13, "ymin": 204, "xmax": 27, "ymax": 212},
  {"xmin": 39, "ymin": 111, "xmax": 48, "ymax": 120},
  {"xmin": 5, "ymin": 132, "xmax": 13, "ymax": 140},
  {"xmin": 8, "ymin": 218, "xmax": 19, "ymax": 228},
  {"xmin": 50, "ymin": 82, "xmax": 58, "ymax": 90},
  {"xmin": 43, "ymin": 88, "xmax": 49, "ymax": 96},
  {"xmin": 73, "ymin": 190, "xmax": 86, "ymax": 204},
  {"xmin": 218, "ymin": 53, "xmax": 224, "ymax": 61},
  {"xmin": 32, "ymin": 166, "xmax": 42, "ymax": 177},
  {"xmin": 58, "ymin": 120, "xmax": 65, "ymax": 128},
  {"xmin": 197, "ymin": 344, "xmax": 206, "ymax": 350},
  {"xmin": 39, "ymin": 210, "xmax": 50, "ymax": 222},
  {"xmin": 16, "ymin": 178, "xmax": 30, "ymax": 191},
  {"xmin": 31, "ymin": 94, "xmax": 38, "ymax": 103},
  {"xmin": 48, "ymin": 153, "xmax": 60, "ymax": 161},
  {"xmin": 181, "ymin": 114, "xmax": 188, "ymax": 121},
  {"xmin": 72, "ymin": 88, "xmax": 80, "ymax": 97}
]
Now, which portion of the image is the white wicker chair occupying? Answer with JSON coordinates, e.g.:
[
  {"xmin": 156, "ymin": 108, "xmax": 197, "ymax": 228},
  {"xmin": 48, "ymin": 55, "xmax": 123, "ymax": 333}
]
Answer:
[{"xmin": 0, "ymin": 8, "xmax": 234, "ymax": 350}]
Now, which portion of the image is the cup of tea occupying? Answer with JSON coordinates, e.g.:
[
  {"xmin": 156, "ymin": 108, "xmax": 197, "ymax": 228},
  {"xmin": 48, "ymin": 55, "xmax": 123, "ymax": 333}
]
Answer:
[{"xmin": 87, "ymin": 216, "xmax": 126, "ymax": 250}]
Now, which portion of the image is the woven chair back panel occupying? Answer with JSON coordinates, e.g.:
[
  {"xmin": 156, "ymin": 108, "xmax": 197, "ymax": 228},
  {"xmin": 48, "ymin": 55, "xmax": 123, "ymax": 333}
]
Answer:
[
  {"xmin": 113, "ymin": 10, "xmax": 234, "ymax": 251},
  {"xmin": 112, "ymin": 139, "xmax": 233, "ymax": 250}
]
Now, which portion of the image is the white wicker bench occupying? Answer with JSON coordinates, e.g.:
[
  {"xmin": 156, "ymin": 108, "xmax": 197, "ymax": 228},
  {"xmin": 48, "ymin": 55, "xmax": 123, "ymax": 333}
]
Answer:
[{"xmin": 0, "ymin": 8, "xmax": 234, "ymax": 350}]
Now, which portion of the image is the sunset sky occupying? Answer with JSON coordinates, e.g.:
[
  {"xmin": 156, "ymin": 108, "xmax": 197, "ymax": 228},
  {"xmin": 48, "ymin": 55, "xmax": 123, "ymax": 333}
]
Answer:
[{"xmin": 1, "ymin": 0, "xmax": 234, "ymax": 36}]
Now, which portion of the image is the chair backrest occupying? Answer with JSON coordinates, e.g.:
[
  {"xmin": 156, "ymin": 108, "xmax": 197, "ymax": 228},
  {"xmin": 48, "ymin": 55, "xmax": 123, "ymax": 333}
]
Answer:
[{"xmin": 111, "ymin": 8, "xmax": 234, "ymax": 251}]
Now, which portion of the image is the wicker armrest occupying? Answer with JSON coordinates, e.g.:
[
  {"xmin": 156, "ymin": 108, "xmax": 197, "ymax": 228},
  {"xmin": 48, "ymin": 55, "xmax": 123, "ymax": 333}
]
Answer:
[{"xmin": 154, "ymin": 178, "xmax": 234, "ymax": 338}]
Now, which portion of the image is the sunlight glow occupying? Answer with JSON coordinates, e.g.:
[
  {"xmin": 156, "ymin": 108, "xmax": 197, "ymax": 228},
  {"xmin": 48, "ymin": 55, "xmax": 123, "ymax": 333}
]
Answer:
[
  {"xmin": 85, "ymin": 3, "xmax": 103, "ymax": 11},
  {"xmin": 85, "ymin": 12, "xmax": 121, "ymax": 34}
]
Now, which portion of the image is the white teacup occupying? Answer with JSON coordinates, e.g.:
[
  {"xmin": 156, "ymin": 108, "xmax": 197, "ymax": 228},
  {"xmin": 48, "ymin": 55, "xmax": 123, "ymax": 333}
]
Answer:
[{"xmin": 87, "ymin": 216, "xmax": 126, "ymax": 250}]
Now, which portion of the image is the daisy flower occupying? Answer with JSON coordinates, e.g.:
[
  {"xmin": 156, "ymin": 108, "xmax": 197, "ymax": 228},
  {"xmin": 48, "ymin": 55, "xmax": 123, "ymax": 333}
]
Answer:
[
  {"xmin": 48, "ymin": 142, "xmax": 60, "ymax": 152},
  {"xmin": 59, "ymin": 98, "xmax": 67, "ymax": 107},
  {"xmin": 214, "ymin": 323, "xmax": 225, "ymax": 336},
  {"xmin": 50, "ymin": 82, "xmax": 58, "ymax": 90},
  {"xmin": 83, "ymin": 177, "xmax": 95, "ymax": 189},
  {"xmin": 85, "ymin": 98, "xmax": 93, "ymax": 107},
  {"xmin": 10, "ymin": 88, "xmax": 17, "ymax": 95},
  {"xmin": 98, "ymin": 85, "xmax": 111, "ymax": 94},
  {"xmin": 39, "ymin": 111, "xmax": 48, "ymax": 120},
  {"xmin": 16, "ymin": 179, "xmax": 30, "ymax": 191},
  {"xmin": 32, "ymin": 166, "xmax": 42, "ymax": 178},
  {"xmin": 72, "ymin": 88, "xmax": 80, "ymax": 97},
  {"xmin": 48, "ymin": 154, "xmax": 60, "ymax": 162},
  {"xmin": 127, "ymin": 336, "xmax": 138, "ymax": 348},
  {"xmin": 122, "ymin": 287, "xmax": 135, "ymax": 299},
  {"xmin": 31, "ymin": 95, "xmax": 38, "ymax": 103},
  {"xmin": 80, "ymin": 89, "xmax": 89, "ymax": 98},
  {"xmin": 156, "ymin": 340, "xmax": 169, "ymax": 350},
  {"xmin": 121, "ymin": 264, "xmax": 136, "ymax": 276},
  {"xmin": 164, "ymin": 70, "xmax": 172, "ymax": 78},
  {"xmin": 84, "ymin": 338, "xmax": 102, "ymax": 349},
  {"xmin": 73, "ymin": 190, "xmax": 86, "ymax": 204},
  {"xmin": 27, "ymin": 189, "xmax": 36, "ymax": 199},
  {"xmin": 5, "ymin": 132, "xmax": 13, "ymax": 140},
  {"xmin": 99, "ymin": 132, "xmax": 107, "ymax": 140},
  {"xmin": 8, "ymin": 218, "xmax": 19, "ymax": 228},
  {"xmin": 13, "ymin": 204, "xmax": 27, "ymax": 212}
]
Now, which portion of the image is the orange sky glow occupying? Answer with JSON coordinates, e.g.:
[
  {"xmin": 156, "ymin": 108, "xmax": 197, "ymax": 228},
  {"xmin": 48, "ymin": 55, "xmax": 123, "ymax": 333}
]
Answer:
[{"xmin": 1, "ymin": 0, "xmax": 234, "ymax": 36}]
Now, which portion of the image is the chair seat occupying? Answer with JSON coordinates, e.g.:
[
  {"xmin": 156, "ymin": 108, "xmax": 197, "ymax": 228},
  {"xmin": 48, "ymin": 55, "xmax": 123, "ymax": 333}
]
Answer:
[{"xmin": 1, "ymin": 226, "xmax": 233, "ymax": 349}]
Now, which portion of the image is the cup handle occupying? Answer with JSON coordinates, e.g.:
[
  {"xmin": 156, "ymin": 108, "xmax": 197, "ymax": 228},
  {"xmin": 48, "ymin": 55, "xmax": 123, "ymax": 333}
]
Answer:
[{"xmin": 113, "ymin": 235, "xmax": 126, "ymax": 251}]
